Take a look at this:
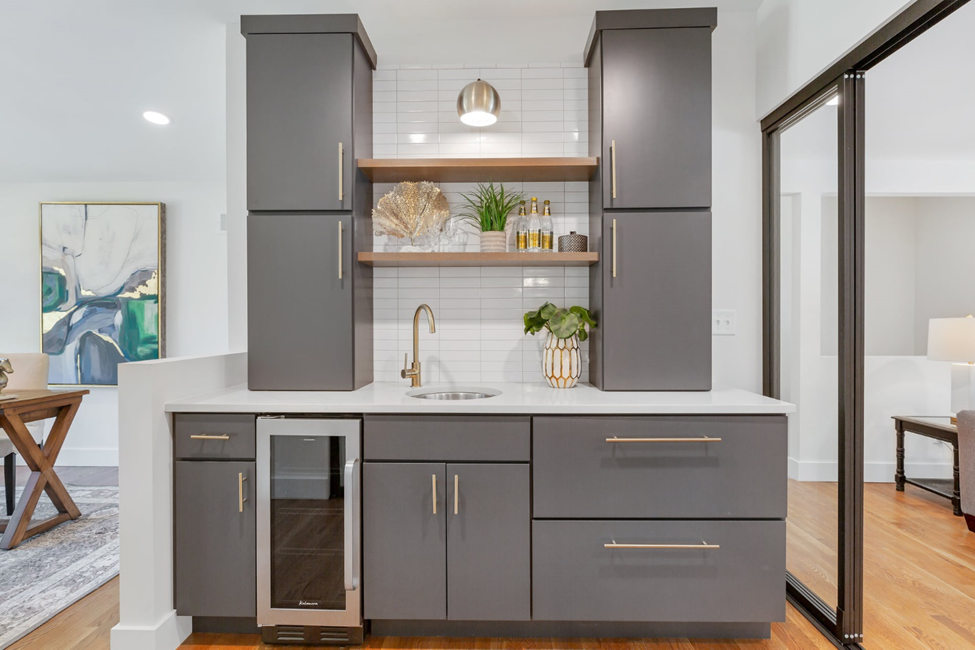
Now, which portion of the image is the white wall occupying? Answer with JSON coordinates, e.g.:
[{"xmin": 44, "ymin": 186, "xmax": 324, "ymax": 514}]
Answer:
[
  {"xmin": 756, "ymin": 0, "xmax": 911, "ymax": 117},
  {"xmin": 225, "ymin": 8, "xmax": 766, "ymax": 390},
  {"xmin": 0, "ymin": 182, "xmax": 229, "ymax": 464}
]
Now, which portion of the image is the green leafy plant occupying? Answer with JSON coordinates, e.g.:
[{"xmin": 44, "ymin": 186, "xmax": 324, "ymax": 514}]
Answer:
[
  {"xmin": 524, "ymin": 302, "xmax": 597, "ymax": 341},
  {"xmin": 455, "ymin": 182, "xmax": 524, "ymax": 232}
]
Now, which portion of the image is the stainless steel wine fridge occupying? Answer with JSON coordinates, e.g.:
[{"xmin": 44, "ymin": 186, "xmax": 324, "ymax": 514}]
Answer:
[{"xmin": 256, "ymin": 417, "xmax": 362, "ymax": 645}]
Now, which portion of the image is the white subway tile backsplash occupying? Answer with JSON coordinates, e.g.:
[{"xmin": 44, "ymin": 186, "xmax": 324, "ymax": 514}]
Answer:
[{"xmin": 371, "ymin": 65, "xmax": 591, "ymax": 383}]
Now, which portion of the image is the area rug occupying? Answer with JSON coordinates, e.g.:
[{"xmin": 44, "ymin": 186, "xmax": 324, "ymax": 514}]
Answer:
[{"xmin": 0, "ymin": 485, "xmax": 119, "ymax": 648}]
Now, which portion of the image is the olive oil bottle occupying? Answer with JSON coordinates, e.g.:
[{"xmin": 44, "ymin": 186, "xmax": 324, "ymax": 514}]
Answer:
[
  {"xmin": 515, "ymin": 201, "xmax": 528, "ymax": 252},
  {"xmin": 541, "ymin": 200, "xmax": 554, "ymax": 251},
  {"xmin": 527, "ymin": 197, "xmax": 541, "ymax": 252}
]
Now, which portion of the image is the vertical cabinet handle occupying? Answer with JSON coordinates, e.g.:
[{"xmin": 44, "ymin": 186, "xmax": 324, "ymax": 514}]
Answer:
[
  {"xmin": 432, "ymin": 474, "xmax": 437, "ymax": 515},
  {"xmin": 338, "ymin": 142, "xmax": 345, "ymax": 202},
  {"xmin": 338, "ymin": 221, "xmax": 344, "ymax": 280},
  {"xmin": 344, "ymin": 459, "xmax": 360, "ymax": 591},
  {"xmin": 454, "ymin": 474, "xmax": 459, "ymax": 515},
  {"xmin": 612, "ymin": 218, "xmax": 617, "ymax": 279},
  {"xmin": 238, "ymin": 472, "xmax": 247, "ymax": 513},
  {"xmin": 611, "ymin": 139, "xmax": 617, "ymax": 200}
]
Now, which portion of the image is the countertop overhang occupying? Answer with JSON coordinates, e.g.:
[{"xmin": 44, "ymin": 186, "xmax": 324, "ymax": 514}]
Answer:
[{"xmin": 165, "ymin": 382, "xmax": 794, "ymax": 415}]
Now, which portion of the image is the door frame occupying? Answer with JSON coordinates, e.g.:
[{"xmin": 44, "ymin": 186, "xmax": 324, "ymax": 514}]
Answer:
[{"xmin": 760, "ymin": 1, "xmax": 969, "ymax": 647}]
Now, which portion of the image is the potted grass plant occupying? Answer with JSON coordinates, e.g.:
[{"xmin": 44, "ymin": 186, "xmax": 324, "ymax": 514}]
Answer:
[
  {"xmin": 524, "ymin": 302, "xmax": 597, "ymax": 388},
  {"xmin": 456, "ymin": 182, "xmax": 524, "ymax": 252}
]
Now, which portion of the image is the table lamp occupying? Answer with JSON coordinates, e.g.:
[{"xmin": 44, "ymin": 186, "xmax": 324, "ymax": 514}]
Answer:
[{"xmin": 927, "ymin": 314, "xmax": 975, "ymax": 419}]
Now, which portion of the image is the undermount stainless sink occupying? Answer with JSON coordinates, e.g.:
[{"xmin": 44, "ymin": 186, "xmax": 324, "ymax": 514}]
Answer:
[{"xmin": 407, "ymin": 387, "xmax": 501, "ymax": 401}]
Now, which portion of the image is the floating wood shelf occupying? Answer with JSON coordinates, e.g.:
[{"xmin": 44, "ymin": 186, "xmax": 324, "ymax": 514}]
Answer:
[
  {"xmin": 358, "ymin": 252, "xmax": 598, "ymax": 267},
  {"xmin": 357, "ymin": 157, "xmax": 598, "ymax": 183}
]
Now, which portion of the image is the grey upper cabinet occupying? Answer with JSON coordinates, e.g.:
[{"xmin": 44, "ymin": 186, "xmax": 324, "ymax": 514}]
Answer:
[
  {"xmin": 446, "ymin": 464, "xmax": 530, "ymax": 621},
  {"xmin": 363, "ymin": 463, "xmax": 446, "ymax": 620},
  {"xmin": 590, "ymin": 211, "xmax": 712, "ymax": 390},
  {"xmin": 242, "ymin": 16, "xmax": 376, "ymax": 212},
  {"xmin": 587, "ymin": 12, "xmax": 715, "ymax": 210},
  {"xmin": 175, "ymin": 460, "xmax": 256, "ymax": 618},
  {"xmin": 245, "ymin": 33, "xmax": 353, "ymax": 212},
  {"xmin": 248, "ymin": 213, "xmax": 371, "ymax": 390}
]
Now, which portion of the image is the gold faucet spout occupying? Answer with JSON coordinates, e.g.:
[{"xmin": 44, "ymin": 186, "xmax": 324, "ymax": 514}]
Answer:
[{"xmin": 403, "ymin": 304, "xmax": 436, "ymax": 388}]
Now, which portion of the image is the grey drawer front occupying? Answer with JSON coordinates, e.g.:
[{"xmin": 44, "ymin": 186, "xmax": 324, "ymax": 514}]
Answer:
[
  {"xmin": 533, "ymin": 416, "xmax": 787, "ymax": 519},
  {"xmin": 174, "ymin": 414, "xmax": 257, "ymax": 460},
  {"xmin": 532, "ymin": 519, "xmax": 785, "ymax": 623},
  {"xmin": 364, "ymin": 416, "xmax": 530, "ymax": 461}
]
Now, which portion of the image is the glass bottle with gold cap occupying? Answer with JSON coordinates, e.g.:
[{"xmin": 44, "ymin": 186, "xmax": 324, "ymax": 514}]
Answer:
[
  {"xmin": 515, "ymin": 201, "xmax": 528, "ymax": 252},
  {"xmin": 540, "ymin": 200, "xmax": 554, "ymax": 251},
  {"xmin": 527, "ymin": 197, "xmax": 541, "ymax": 252}
]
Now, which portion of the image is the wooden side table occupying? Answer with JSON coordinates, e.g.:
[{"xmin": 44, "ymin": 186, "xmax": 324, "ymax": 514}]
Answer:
[
  {"xmin": 892, "ymin": 415, "xmax": 961, "ymax": 516},
  {"xmin": 0, "ymin": 389, "xmax": 89, "ymax": 549}
]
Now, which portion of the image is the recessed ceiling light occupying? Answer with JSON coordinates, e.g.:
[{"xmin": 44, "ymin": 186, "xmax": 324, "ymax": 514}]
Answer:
[
  {"xmin": 827, "ymin": 96, "xmax": 840, "ymax": 106},
  {"xmin": 143, "ymin": 111, "xmax": 171, "ymax": 125}
]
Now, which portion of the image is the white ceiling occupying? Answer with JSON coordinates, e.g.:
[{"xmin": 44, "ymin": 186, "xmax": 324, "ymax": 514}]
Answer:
[
  {"xmin": 3, "ymin": 0, "xmax": 970, "ymax": 184},
  {"xmin": 0, "ymin": 0, "xmax": 759, "ymax": 183}
]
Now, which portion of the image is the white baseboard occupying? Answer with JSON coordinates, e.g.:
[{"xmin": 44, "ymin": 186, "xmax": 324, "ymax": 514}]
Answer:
[
  {"xmin": 110, "ymin": 610, "xmax": 191, "ymax": 650},
  {"xmin": 15, "ymin": 447, "xmax": 118, "ymax": 466},
  {"xmin": 788, "ymin": 459, "xmax": 953, "ymax": 483}
]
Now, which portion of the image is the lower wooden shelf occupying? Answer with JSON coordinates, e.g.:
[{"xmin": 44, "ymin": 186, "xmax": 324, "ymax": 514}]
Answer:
[{"xmin": 358, "ymin": 252, "xmax": 598, "ymax": 267}]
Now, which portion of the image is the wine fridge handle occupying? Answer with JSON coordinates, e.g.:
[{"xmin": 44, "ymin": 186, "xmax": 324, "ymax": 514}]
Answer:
[{"xmin": 344, "ymin": 458, "xmax": 360, "ymax": 591}]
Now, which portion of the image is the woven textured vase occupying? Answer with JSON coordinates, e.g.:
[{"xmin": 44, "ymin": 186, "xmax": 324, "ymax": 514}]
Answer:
[
  {"xmin": 479, "ymin": 231, "xmax": 507, "ymax": 253},
  {"xmin": 543, "ymin": 332, "xmax": 581, "ymax": 388}
]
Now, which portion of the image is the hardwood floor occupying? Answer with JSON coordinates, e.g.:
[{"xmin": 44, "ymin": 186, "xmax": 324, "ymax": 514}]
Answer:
[{"xmin": 7, "ymin": 470, "xmax": 975, "ymax": 649}]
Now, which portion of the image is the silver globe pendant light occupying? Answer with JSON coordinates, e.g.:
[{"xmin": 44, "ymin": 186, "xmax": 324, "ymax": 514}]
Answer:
[{"xmin": 457, "ymin": 79, "xmax": 501, "ymax": 127}]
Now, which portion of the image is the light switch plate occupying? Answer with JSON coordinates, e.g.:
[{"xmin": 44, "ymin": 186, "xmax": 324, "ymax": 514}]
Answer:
[{"xmin": 712, "ymin": 310, "xmax": 736, "ymax": 336}]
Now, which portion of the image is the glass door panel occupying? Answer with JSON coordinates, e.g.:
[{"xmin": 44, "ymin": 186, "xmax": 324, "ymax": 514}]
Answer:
[{"xmin": 778, "ymin": 96, "xmax": 841, "ymax": 610}]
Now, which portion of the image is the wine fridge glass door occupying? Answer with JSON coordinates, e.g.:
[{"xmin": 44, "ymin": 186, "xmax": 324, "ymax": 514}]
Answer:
[{"xmin": 257, "ymin": 417, "xmax": 361, "ymax": 628}]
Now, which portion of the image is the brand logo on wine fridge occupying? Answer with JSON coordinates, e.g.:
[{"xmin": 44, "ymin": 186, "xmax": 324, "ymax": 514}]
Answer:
[{"xmin": 298, "ymin": 600, "xmax": 319, "ymax": 607}]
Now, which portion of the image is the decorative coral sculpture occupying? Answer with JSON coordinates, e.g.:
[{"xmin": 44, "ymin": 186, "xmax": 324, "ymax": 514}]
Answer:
[{"xmin": 372, "ymin": 181, "xmax": 449, "ymax": 246}]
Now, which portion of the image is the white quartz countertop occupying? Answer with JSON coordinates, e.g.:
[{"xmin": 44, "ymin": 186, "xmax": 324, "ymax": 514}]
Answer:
[{"xmin": 165, "ymin": 382, "xmax": 794, "ymax": 415}]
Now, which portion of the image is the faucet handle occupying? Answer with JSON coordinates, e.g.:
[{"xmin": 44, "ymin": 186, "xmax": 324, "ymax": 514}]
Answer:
[{"xmin": 401, "ymin": 354, "xmax": 411, "ymax": 379}]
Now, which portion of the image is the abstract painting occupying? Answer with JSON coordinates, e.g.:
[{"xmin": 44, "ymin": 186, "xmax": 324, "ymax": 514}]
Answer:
[{"xmin": 41, "ymin": 203, "xmax": 166, "ymax": 386}]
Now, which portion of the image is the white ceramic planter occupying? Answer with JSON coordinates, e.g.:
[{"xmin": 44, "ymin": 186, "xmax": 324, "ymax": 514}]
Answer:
[
  {"xmin": 543, "ymin": 332, "xmax": 581, "ymax": 388},
  {"xmin": 479, "ymin": 231, "xmax": 507, "ymax": 253}
]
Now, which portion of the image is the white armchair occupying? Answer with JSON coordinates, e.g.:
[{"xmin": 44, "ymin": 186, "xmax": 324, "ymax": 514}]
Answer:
[{"xmin": 1, "ymin": 353, "xmax": 49, "ymax": 515}]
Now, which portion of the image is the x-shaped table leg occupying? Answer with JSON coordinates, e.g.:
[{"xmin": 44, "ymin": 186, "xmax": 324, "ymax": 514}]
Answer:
[{"xmin": 0, "ymin": 401, "xmax": 82, "ymax": 549}]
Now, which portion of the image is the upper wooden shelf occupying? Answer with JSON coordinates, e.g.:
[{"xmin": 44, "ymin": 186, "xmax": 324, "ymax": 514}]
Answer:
[
  {"xmin": 357, "ymin": 157, "xmax": 598, "ymax": 184},
  {"xmin": 359, "ymin": 252, "xmax": 598, "ymax": 267}
]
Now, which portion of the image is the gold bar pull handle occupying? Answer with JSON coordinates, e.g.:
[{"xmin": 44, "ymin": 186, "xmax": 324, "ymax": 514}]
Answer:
[
  {"xmin": 238, "ymin": 472, "xmax": 247, "ymax": 513},
  {"xmin": 454, "ymin": 474, "xmax": 459, "ymax": 515},
  {"xmin": 432, "ymin": 474, "xmax": 437, "ymax": 515},
  {"xmin": 338, "ymin": 221, "xmax": 344, "ymax": 280},
  {"xmin": 612, "ymin": 218, "xmax": 617, "ymax": 279},
  {"xmin": 190, "ymin": 434, "xmax": 230, "ymax": 441},
  {"xmin": 611, "ymin": 139, "xmax": 617, "ymax": 200},
  {"xmin": 605, "ymin": 540, "xmax": 720, "ymax": 550},
  {"xmin": 338, "ymin": 142, "xmax": 344, "ymax": 201},
  {"xmin": 606, "ymin": 436, "xmax": 722, "ymax": 443}
]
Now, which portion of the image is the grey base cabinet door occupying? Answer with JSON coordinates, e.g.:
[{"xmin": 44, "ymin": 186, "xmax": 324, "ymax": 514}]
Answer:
[
  {"xmin": 532, "ymin": 519, "xmax": 785, "ymax": 623},
  {"xmin": 246, "ymin": 33, "xmax": 353, "ymax": 211},
  {"xmin": 592, "ymin": 211, "xmax": 711, "ymax": 390},
  {"xmin": 446, "ymin": 464, "xmax": 530, "ymax": 621},
  {"xmin": 600, "ymin": 27, "xmax": 711, "ymax": 210},
  {"xmin": 247, "ymin": 213, "xmax": 354, "ymax": 390},
  {"xmin": 174, "ymin": 461, "xmax": 256, "ymax": 617},
  {"xmin": 363, "ymin": 463, "xmax": 446, "ymax": 620}
]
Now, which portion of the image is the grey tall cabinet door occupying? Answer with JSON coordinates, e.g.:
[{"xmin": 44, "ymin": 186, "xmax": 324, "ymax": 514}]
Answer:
[
  {"xmin": 174, "ymin": 461, "xmax": 256, "ymax": 617},
  {"xmin": 363, "ymin": 463, "xmax": 447, "ymax": 621},
  {"xmin": 445, "ymin": 464, "xmax": 530, "ymax": 621},
  {"xmin": 601, "ymin": 28, "xmax": 711, "ymax": 210},
  {"xmin": 246, "ymin": 33, "xmax": 353, "ymax": 211},
  {"xmin": 597, "ymin": 212, "xmax": 711, "ymax": 390},
  {"xmin": 247, "ymin": 213, "xmax": 354, "ymax": 390}
]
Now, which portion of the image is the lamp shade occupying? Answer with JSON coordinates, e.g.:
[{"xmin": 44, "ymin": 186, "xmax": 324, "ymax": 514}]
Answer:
[
  {"xmin": 927, "ymin": 316, "xmax": 975, "ymax": 364},
  {"xmin": 457, "ymin": 79, "xmax": 500, "ymax": 127}
]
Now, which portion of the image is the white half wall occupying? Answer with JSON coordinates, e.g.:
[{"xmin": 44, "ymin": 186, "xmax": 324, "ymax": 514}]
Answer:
[
  {"xmin": 111, "ymin": 352, "xmax": 246, "ymax": 650},
  {"xmin": 0, "ymin": 181, "xmax": 230, "ymax": 465}
]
